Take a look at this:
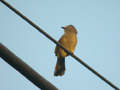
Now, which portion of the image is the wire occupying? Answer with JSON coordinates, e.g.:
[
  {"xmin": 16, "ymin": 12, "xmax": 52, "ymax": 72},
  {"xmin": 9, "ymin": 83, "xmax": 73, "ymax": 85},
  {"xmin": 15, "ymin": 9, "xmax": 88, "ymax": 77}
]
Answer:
[
  {"xmin": 0, "ymin": 43, "xmax": 58, "ymax": 90},
  {"xmin": 0, "ymin": 0, "xmax": 119, "ymax": 90}
]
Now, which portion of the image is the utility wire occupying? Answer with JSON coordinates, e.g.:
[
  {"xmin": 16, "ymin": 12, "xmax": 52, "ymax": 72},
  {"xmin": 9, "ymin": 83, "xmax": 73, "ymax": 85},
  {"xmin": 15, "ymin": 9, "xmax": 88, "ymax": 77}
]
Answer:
[
  {"xmin": 0, "ymin": 43, "xmax": 58, "ymax": 90},
  {"xmin": 0, "ymin": 0, "xmax": 119, "ymax": 90}
]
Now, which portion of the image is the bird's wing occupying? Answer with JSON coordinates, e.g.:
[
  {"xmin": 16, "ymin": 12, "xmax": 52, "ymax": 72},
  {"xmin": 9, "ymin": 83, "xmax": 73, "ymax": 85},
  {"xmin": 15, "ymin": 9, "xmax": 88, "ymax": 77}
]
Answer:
[
  {"xmin": 54, "ymin": 45, "xmax": 59, "ymax": 56},
  {"xmin": 54, "ymin": 35, "xmax": 66, "ymax": 56}
]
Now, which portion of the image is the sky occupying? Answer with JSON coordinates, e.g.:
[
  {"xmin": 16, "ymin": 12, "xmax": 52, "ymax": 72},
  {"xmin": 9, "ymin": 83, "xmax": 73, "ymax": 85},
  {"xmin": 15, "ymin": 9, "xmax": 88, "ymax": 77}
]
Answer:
[{"xmin": 0, "ymin": 0, "xmax": 120, "ymax": 90}]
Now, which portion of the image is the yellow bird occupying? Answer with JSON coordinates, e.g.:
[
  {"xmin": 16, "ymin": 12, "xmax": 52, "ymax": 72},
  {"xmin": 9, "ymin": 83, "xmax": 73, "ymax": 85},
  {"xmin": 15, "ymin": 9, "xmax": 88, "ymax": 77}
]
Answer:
[{"xmin": 54, "ymin": 25, "xmax": 77, "ymax": 76}]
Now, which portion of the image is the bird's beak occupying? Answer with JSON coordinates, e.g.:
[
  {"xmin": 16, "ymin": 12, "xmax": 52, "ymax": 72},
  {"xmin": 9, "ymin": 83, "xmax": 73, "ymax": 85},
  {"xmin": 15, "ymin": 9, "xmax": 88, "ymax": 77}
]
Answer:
[{"xmin": 61, "ymin": 27, "xmax": 65, "ymax": 29}]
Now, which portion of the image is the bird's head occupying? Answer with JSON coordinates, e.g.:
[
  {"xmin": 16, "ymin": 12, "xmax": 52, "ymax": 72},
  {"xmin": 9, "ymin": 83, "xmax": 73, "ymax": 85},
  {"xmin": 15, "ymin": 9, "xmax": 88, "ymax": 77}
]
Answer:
[{"xmin": 61, "ymin": 25, "xmax": 77, "ymax": 34}]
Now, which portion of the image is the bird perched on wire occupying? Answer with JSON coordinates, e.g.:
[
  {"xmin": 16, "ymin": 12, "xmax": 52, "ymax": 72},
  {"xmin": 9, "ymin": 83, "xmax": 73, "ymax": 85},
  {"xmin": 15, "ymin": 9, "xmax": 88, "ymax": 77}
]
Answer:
[{"xmin": 54, "ymin": 25, "xmax": 77, "ymax": 76}]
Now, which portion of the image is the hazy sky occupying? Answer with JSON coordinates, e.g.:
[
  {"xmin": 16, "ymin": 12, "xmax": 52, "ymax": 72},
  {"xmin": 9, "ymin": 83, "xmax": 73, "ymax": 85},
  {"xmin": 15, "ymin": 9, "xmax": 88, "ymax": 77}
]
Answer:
[{"xmin": 0, "ymin": 0, "xmax": 120, "ymax": 90}]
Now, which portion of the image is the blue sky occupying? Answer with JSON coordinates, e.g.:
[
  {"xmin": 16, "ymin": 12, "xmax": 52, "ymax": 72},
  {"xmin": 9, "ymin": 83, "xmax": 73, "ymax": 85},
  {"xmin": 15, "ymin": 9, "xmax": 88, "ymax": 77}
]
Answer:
[{"xmin": 0, "ymin": 0, "xmax": 120, "ymax": 90}]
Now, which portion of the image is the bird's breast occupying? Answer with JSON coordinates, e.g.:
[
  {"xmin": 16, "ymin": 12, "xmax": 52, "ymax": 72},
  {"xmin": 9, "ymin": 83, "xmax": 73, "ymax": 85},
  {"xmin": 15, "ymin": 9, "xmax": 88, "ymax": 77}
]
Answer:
[{"xmin": 64, "ymin": 33, "xmax": 77, "ymax": 53}]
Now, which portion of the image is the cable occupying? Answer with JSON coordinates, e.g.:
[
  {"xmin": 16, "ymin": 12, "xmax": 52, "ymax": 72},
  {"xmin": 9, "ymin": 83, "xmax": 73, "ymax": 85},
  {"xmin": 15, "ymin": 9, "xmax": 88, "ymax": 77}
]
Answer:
[
  {"xmin": 0, "ymin": 43, "xmax": 58, "ymax": 90},
  {"xmin": 0, "ymin": 0, "xmax": 119, "ymax": 90}
]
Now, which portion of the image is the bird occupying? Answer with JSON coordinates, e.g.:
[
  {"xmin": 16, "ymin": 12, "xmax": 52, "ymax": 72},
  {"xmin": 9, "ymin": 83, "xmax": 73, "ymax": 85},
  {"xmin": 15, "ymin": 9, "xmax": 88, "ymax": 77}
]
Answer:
[{"xmin": 54, "ymin": 25, "xmax": 77, "ymax": 76}]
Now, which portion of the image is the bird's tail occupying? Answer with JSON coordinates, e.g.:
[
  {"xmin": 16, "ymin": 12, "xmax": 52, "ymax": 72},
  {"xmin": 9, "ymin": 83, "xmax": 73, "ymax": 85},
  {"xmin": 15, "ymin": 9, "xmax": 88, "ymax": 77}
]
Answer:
[{"xmin": 54, "ymin": 57, "xmax": 65, "ymax": 76}]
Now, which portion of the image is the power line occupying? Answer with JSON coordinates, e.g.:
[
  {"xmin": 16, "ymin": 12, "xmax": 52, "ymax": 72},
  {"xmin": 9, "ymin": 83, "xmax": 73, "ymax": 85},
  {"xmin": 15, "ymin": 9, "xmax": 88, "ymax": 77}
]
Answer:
[
  {"xmin": 0, "ymin": 43, "xmax": 58, "ymax": 90},
  {"xmin": 0, "ymin": 0, "xmax": 119, "ymax": 90}
]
